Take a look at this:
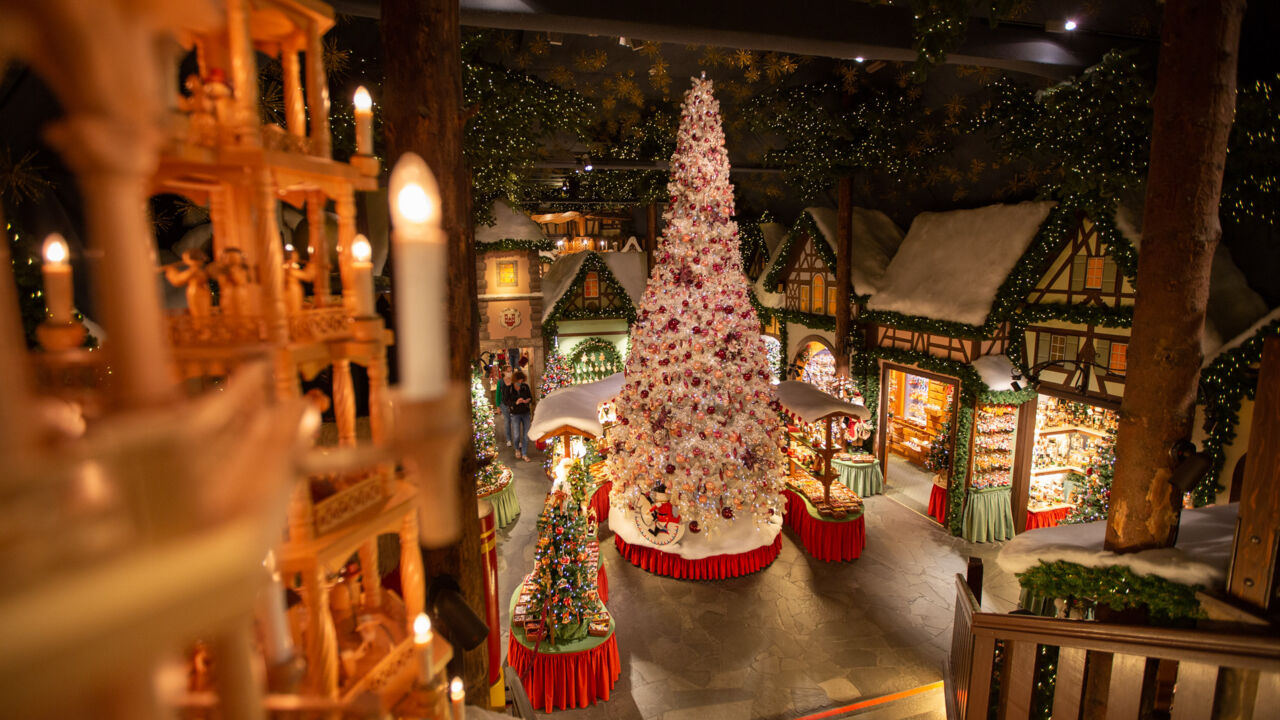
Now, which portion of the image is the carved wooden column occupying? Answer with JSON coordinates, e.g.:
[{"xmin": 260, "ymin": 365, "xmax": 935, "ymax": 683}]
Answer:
[
  {"xmin": 301, "ymin": 565, "xmax": 339, "ymax": 698},
  {"xmin": 359, "ymin": 541, "xmax": 382, "ymax": 609},
  {"xmin": 281, "ymin": 43, "xmax": 306, "ymax": 138},
  {"xmin": 287, "ymin": 478, "xmax": 314, "ymax": 544},
  {"xmin": 307, "ymin": 191, "xmax": 331, "ymax": 303},
  {"xmin": 304, "ymin": 22, "xmax": 331, "ymax": 158},
  {"xmin": 333, "ymin": 358, "xmax": 358, "ymax": 447},
  {"xmin": 399, "ymin": 512, "xmax": 426, "ymax": 624},
  {"xmin": 257, "ymin": 169, "xmax": 297, "ymax": 399},
  {"xmin": 1228, "ymin": 336, "xmax": 1280, "ymax": 612},
  {"xmin": 335, "ymin": 189, "xmax": 357, "ymax": 313},
  {"xmin": 367, "ymin": 347, "xmax": 389, "ymax": 445},
  {"xmin": 225, "ymin": 0, "xmax": 259, "ymax": 141}
]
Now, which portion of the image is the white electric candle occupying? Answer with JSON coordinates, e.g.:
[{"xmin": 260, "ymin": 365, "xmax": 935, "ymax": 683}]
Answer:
[
  {"xmin": 353, "ymin": 86, "xmax": 373, "ymax": 156},
  {"xmin": 259, "ymin": 552, "xmax": 293, "ymax": 664},
  {"xmin": 449, "ymin": 676, "xmax": 465, "ymax": 720},
  {"xmin": 413, "ymin": 612, "xmax": 434, "ymax": 684},
  {"xmin": 42, "ymin": 234, "xmax": 73, "ymax": 324},
  {"xmin": 390, "ymin": 152, "xmax": 448, "ymax": 399},
  {"xmin": 349, "ymin": 234, "xmax": 375, "ymax": 316}
]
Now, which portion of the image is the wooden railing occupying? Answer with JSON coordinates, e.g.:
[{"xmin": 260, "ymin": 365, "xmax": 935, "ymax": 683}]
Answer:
[{"xmin": 946, "ymin": 575, "xmax": 1280, "ymax": 720}]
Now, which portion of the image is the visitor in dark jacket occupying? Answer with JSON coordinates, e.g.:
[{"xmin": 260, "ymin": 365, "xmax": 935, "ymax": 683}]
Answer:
[{"xmin": 506, "ymin": 370, "xmax": 535, "ymax": 461}]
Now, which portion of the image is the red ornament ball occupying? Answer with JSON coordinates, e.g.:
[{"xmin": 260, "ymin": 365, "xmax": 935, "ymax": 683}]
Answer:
[
  {"xmin": 688, "ymin": 521, "xmax": 701, "ymax": 533},
  {"xmin": 721, "ymin": 506, "xmax": 734, "ymax": 519}
]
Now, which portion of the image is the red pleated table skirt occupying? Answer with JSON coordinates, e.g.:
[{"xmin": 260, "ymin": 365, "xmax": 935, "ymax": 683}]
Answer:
[
  {"xmin": 589, "ymin": 481, "xmax": 612, "ymax": 522},
  {"xmin": 508, "ymin": 631, "xmax": 620, "ymax": 712},
  {"xmin": 928, "ymin": 484, "xmax": 949, "ymax": 524},
  {"xmin": 781, "ymin": 489, "xmax": 865, "ymax": 562},
  {"xmin": 1026, "ymin": 504, "xmax": 1071, "ymax": 530},
  {"xmin": 597, "ymin": 563, "xmax": 609, "ymax": 604},
  {"xmin": 613, "ymin": 533, "xmax": 781, "ymax": 580}
]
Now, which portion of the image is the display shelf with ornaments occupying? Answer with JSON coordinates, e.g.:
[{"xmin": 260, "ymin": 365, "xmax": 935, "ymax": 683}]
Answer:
[
  {"xmin": 1027, "ymin": 396, "xmax": 1118, "ymax": 522},
  {"xmin": 885, "ymin": 369, "xmax": 955, "ymax": 468},
  {"xmin": 968, "ymin": 403, "xmax": 1018, "ymax": 490}
]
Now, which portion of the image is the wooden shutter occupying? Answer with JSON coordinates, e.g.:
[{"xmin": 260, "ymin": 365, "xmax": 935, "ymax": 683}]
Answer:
[
  {"xmin": 1101, "ymin": 258, "xmax": 1118, "ymax": 294},
  {"xmin": 1070, "ymin": 255, "xmax": 1087, "ymax": 291},
  {"xmin": 1065, "ymin": 335, "xmax": 1079, "ymax": 361},
  {"xmin": 1094, "ymin": 339, "xmax": 1111, "ymax": 368},
  {"xmin": 1036, "ymin": 332, "xmax": 1051, "ymax": 364}
]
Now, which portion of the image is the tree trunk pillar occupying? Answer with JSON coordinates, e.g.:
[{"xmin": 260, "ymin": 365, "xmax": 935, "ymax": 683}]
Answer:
[
  {"xmin": 1105, "ymin": 0, "xmax": 1246, "ymax": 553},
  {"xmin": 835, "ymin": 176, "xmax": 853, "ymax": 375}
]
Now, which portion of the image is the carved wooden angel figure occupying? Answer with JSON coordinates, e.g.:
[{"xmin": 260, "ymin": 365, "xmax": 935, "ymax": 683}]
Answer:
[
  {"xmin": 162, "ymin": 248, "xmax": 213, "ymax": 317},
  {"xmin": 180, "ymin": 74, "xmax": 217, "ymax": 145},
  {"xmin": 284, "ymin": 246, "xmax": 315, "ymax": 314},
  {"xmin": 215, "ymin": 247, "xmax": 252, "ymax": 316}
]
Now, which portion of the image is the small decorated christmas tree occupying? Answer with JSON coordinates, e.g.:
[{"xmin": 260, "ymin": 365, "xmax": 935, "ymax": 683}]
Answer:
[
  {"xmin": 607, "ymin": 77, "xmax": 784, "ymax": 535},
  {"xmin": 541, "ymin": 349, "xmax": 574, "ymax": 396},
  {"xmin": 525, "ymin": 460, "xmax": 599, "ymax": 644},
  {"xmin": 471, "ymin": 370, "xmax": 510, "ymax": 492},
  {"xmin": 1066, "ymin": 431, "xmax": 1116, "ymax": 524},
  {"xmin": 924, "ymin": 420, "xmax": 952, "ymax": 476}
]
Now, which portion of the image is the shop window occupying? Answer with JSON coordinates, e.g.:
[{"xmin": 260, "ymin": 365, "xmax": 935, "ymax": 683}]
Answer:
[
  {"xmin": 827, "ymin": 286, "xmax": 837, "ymax": 315},
  {"xmin": 811, "ymin": 275, "xmax": 825, "ymax": 314},
  {"xmin": 1110, "ymin": 343, "xmax": 1128, "ymax": 374},
  {"xmin": 1085, "ymin": 257, "xmax": 1105, "ymax": 289},
  {"xmin": 496, "ymin": 260, "xmax": 518, "ymax": 288},
  {"xmin": 799, "ymin": 291, "xmax": 809, "ymax": 313},
  {"xmin": 584, "ymin": 272, "xmax": 599, "ymax": 299}
]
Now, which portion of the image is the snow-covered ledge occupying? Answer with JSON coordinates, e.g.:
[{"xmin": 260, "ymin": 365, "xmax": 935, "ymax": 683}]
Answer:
[
  {"xmin": 996, "ymin": 503, "xmax": 1239, "ymax": 588},
  {"xmin": 609, "ymin": 505, "xmax": 782, "ymax": 560},
  {"xmin": 528, "ymin": 372, "xmax": 624, "ymax": 441}
]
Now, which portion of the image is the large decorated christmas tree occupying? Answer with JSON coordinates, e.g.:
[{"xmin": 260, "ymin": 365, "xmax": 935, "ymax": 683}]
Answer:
[
  {"xmin": 540, "ymin": 349, "xmax": 574, "ymax": 396},
  {"xmin": 606, "ymin": 77, "xmax": 784, "ymax": 536},
  {"xmin": 1065, "ymin": 431, "xmax": 1116, "ymax": 524},
  {"xmin": 525, "ymin": 460, "xmax": 600, "ymax": 644},
  {"xmin": 471, "ymin": 370, "xmax": 510, "ymax": 493}
]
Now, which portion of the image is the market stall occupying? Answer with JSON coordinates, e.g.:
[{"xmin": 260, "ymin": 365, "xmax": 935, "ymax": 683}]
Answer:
[{"xmin": 777, "ymin": 380, "xmax": 871, "ymax": 561}]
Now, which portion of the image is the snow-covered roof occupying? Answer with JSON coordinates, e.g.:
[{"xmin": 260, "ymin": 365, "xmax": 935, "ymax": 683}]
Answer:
[
  {"xmin": 776, "ymin": 380, "xmax": 870, "ymax": 422},
  {"xmin": 475, "ymin": 200, "xmax": 547, "ymax": 245},
  {"xmin": 761, "ymin": 221, "xmax": 786, "ymax": 257},
  {"xmin": 971, "ymin": 355, "xmax": 1018, "ymax": 393},
  {"xmin": 997, "ymin": 502, "xmax": 1238, "ymax": 588},
  {"xmin": 540, "ymin": 251, "xmax": 648, "ymax": 322},
  {"xmin": 867, "ymin": 201, "xmax": 1056, "ymax": 327},
  {"xmin": 1202, "ymin": 306, "xmax": 1280, "ymax": 368},
  {"xmin": 527, "ymin": 373, "xmax": 624, "ymax": 440},
  {"xmin": 805, "ymin": 207, "xmax": 905, "ymax": 295},
  {"xmin": 1114, "ymin": 204, "xmax": 1271, "ymax": 358}
]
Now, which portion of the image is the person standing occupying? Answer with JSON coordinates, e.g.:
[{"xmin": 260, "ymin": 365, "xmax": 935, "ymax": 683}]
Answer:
[
  {"xmin": 496, "ymin": 368, "xmax": 514, "ymax": 448},
  {"xmin": 506, "ymin": 370, "xmax": 534, "ymax": 462}
]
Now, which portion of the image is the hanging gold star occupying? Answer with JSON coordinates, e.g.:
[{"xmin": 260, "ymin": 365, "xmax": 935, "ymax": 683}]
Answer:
[
  {"xmin": 744, "ymin": 66, "xmax": 761, "ymax": 83},
  {"xmin": 574, "ymin": 49, "xmax": 609, "ymax": 72},
  {"xmin": 527, "ymin": 35, "xmax": 550, "ymax": 56},
  {"xmin": 733, "ymin": 49, "xmax": 755, "ymax": 69},
  {"xmin": 549, "ymin": 65, "xmax": 574, "ymax": 87},
  {"xmin": 944, "ymin": 95, "xmax": 967, "ymax": 121},
  {"xmin": 701, "ymin": 47, "xmax": 729, "ymax": 68}
]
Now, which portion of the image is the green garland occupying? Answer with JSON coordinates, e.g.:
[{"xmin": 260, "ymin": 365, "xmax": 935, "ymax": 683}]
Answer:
[
  {"xmin": 1196, "ymin": 318, "xmax": 1280, "ymax": 506},
  {"xmin": 948, "ymin": 407, "xmax": 974, "ymax": 533},
  {"xmin": 761, "ymin": 211, "xmax": 833, "ymax": 293},
  {"xmin": 857, "ymin": 308, "xmax": 987, "ymax": 340},
  {"xmin": 568, "ymin": 336, "xmax": 623, "ymax": 373},
  {"xmin": 1017, "ymin": 303, "xmax": 1134, "ymax": 329},
  {"xmin": 476, "ymin": 238, "xmax": 555, "ymax": 254},
  {"xmin": 1017, "ymin": 561, "xmax": 1204, "ymax": 623},
  {"xmin": 541, "ymin": 253, "xmax": 638, "ymax": 343}
]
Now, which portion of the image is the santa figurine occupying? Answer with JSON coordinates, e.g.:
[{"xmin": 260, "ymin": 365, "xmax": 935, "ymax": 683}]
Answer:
[{"xmin": 647, "ymin": 483, "xmax": 681, "ymax": 530}]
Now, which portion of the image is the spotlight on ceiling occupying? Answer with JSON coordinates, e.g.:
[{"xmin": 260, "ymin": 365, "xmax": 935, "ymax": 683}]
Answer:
[
  {"xmin": 582, "ymin": 157, "xmax": 594, "ymax": 172},
  {"xmin": 1046, "ymin": 19, "xmax": 1079, "ymax": 33},
  {"xmin": 854, "ymin": 56, "xmax": 865, "ymax": 63},
  {"xmin": 546, "ymin": 32, "xmax": 563, "ymax": 46}
]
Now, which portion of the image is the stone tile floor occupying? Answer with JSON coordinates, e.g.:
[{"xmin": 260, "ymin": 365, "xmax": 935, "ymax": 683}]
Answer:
[{"xmin": 492, "ymin": 440, "xmax": 1019, "ymax": 720}]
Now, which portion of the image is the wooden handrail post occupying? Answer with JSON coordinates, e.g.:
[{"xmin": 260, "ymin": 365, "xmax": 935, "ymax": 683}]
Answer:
[{"xmin": 966, "ymin": 557, "xmax": 984, "ymax": 606}]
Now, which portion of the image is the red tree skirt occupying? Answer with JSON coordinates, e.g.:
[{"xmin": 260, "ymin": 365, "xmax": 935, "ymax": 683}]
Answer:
[
  {"xmin": 613, "ymin": 533, "xmax": 781, "ymax": 580},
  {"xmin": 508, "ymin": 632, "xmax": 620, "ymax": 712},
  {"xmin": 589, "ymin": 481, "xmax": 612, "ymax": 522},
  {"xmin": 782, "ymin": 489, "xmax": 865, "ymax": 562},
  {"xmin": 1026, "ymin": 505, "xmax": 1071, "ymax": 530},
  {"xmin": 928, "ymin": 484, "xmax": 948, "ymax": 524}
]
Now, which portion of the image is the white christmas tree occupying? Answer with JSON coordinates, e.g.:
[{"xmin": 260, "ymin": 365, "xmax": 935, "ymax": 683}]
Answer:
[{"xmin": 606, "ymin": 77, "xmax": 784, "ymax": 535}]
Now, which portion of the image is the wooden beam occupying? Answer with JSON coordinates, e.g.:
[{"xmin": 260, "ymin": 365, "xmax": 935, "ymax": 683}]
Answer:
[
  {"xmin": 835, "ymin": 176, "xmax": 852, "ymax": 374},
  {"xmin": 1228, "ymin": 336, "xmax": 1280, "ymax": 611}
]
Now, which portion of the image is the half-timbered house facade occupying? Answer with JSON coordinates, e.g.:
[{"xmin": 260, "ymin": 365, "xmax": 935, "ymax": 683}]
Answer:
[{"xmin": 541, "ymin": 250, "xmax": 647, "ymax": 370}]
